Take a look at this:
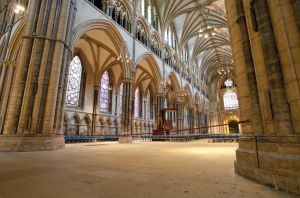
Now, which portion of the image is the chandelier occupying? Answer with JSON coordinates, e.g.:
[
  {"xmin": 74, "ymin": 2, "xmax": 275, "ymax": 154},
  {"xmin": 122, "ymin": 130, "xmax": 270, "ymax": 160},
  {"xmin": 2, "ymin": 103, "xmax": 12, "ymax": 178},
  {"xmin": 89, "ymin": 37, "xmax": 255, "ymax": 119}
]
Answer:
[
  {"xmin": 199, "ymin": 24, "xmax": 216, "ymax": 38},
  {"xmin": 217, "ymin": 56, "xmax": 233, "ymax": 75},
  {"xmin": 217, "ymin": 65, "xmax": 230, "ymax": 75},
  {"xmin": 117, "ymin": 42, "xmax": 131, "ymax": 63},
  {"xmin": 198, "ymin": 7, "xmax": 216, "ymax": 39},
  {"xmin": 14, "ymin": 4, "xmax": 25, "ymax": 14}
]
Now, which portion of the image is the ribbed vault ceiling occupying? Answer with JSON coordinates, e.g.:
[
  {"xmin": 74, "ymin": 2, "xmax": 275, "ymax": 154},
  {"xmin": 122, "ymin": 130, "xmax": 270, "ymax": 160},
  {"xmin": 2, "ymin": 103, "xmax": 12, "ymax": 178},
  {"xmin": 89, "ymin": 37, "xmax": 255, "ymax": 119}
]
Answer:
[{"xmin": 154, "ymin": 0, "xmax": 232, "ymax": 83}]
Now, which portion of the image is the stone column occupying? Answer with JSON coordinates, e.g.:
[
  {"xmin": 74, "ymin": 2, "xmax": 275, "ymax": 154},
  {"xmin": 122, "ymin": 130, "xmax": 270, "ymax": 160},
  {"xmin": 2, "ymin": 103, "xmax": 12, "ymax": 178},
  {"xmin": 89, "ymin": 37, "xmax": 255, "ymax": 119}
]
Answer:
[
  {"xmin": 0, "ymin": 0, "xmax": 76, "ymax": 151},
  {"xmin": 176, "ymin": 98, "xmax": 184, "ymax": 134},
  {"xmin": 254, "ymin": 0, "xmax": 293, "ymax": 134},
  {"xmin": 121, "ymin": 79, "xmax": 133, "ymax": 135},
  {"xmin": 268, "ymin": 0, "xmax": 300, "ymax": 134},
  {"xmin": 92, "ymin": 86, "xmax": 99, "ymax": 136},
  {"xmin": 0, "ymin": 63, "xmax": 15, "ymax": 133},
  {"xmin": 291, "ymin": 0, "xmax": 300, "ymax": 31},
  {"xmin": 2, "ymin": 0, "xmax": 40, "ymax": 135},
  {"xmin": 226, "ymin": 0, "xmax": 300, "ymax": 194},
  {"xmin": 155, "ymin": 93, "xmax": 165, "ymax": 129},
  {"xmin": 196, "ymin": 112, "xmax": 200, "ymax": 133},
  {"xmin": 235, "ymin": 0, "xmax": 263, "ymax": 134},
  {"xmin": 188, "ymin": 107, "xmax": 194, "ymax": 134}
]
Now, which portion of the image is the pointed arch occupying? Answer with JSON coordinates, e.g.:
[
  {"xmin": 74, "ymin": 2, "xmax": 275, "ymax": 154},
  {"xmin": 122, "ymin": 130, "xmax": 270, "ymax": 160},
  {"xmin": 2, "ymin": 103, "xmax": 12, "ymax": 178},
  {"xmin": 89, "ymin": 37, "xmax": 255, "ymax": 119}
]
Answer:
[
  {"xmin": 65, "ymin": 56, "xmax": 83, "ymax": 107},
  {"xmin": 72, "ymin": 19, "xmax": 131, "ymax": 78},
  {"xmin": 5, "ymin": 20, "xmax": 26, "ymax": 63},
  {"xmin": 70, "ymin": 113, "xmax": 81, "ymax": 123},
  {"xmin": 134, "ymin": 52, "xmax": 163, "ymax": 93},
  {"xmin": 82, "ymin": 114, "xmax": 92, "ymax": 125}
]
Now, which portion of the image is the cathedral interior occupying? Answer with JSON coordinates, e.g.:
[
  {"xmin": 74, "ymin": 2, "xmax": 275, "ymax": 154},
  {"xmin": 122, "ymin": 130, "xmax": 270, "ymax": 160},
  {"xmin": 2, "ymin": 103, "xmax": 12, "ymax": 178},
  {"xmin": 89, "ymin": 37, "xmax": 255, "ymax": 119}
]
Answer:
[{"xmin": 0, "ymin": 0, "xmax": 299, "ymax": 197}]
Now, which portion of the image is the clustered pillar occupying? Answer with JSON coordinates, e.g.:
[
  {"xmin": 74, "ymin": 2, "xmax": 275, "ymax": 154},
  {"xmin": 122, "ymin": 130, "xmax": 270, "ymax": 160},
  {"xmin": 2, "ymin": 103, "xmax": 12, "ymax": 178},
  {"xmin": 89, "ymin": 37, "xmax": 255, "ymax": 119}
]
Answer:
[
  {"xmin": 236, "ymin": 0, "xmax": 263, "ymax": 134},
  {"xmin": 121, "ymin": 79, "xmax": 133, "ymax": 135},
  {"xmin": 225, "ymin": 0, "xmax": 300, "ymax": 194},
  {"xmin": 175, "ymin": 99, "xmax": 184, "ymax": 134},
  {"xmin": 156, "ymin": 93, "xmax": 165, "ymax": 130},
  {"xmin": 188, "ymin": 107, "xmax": 194, "ymax": 134},
  {"xmin": 0, "ymin": 0, "xmax": 76, "ymax": 151},
  {"xmin": 254, "ymin": 0, "xmax": 293, "ymax": 134}
]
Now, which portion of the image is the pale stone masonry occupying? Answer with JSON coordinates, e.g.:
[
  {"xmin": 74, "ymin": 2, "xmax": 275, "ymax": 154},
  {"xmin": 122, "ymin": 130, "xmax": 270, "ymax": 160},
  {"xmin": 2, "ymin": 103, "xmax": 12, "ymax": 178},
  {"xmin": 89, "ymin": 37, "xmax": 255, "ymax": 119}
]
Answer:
[
  {"xmin": 0, "ymin": 0, "xmax": 299, "ymax": 195},
  {"xmin": 225, "ymin": 0, "xmax": 300, "ymax": 194}
]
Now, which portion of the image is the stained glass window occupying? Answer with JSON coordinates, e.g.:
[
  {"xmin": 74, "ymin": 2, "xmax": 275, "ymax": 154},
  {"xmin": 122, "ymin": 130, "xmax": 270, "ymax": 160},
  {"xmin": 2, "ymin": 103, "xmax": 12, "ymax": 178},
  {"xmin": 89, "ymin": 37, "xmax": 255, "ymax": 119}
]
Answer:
[
  {"xmin": 119, "ymin": 83, "xmax": 123, "ymax": 114},
  {"xmin": 224, "ymin": 78, "xmax": 233, "ymax": 87},
  {"xmin": 99, "ymin": 71, "xmax": 110, "ymax": 112},
  {"xmin": 148, "ymin": 5, "xmax": 152, "ymax": 23},
  {"xmin": 168, "ymin": 27, "xmax": 172, "ymax": 46},
  {"xmin": 146, "ymin": 90, "xmax": 151, "ymax": 120},
  {"xmin": 134, "ymin": 88, "xmax": 140, "ymax": 117},
  {"xmin": 66, "ymin": 56, "xmax": 82, "ymax": 107},
  {"xmin": 223, "ymin": 90, "xmax": 239, "ymax": 110},
  {"xmin": 141, "ymin": 0, "xmax": 145, "ymax": 15}
]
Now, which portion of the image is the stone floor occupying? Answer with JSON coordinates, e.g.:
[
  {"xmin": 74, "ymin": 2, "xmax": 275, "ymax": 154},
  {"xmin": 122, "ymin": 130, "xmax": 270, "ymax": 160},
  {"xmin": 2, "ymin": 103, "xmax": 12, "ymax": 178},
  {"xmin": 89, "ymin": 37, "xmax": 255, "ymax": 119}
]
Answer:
[{"xmin": 0, "ymin": 141, "xmax": 297, "ymax": 198}]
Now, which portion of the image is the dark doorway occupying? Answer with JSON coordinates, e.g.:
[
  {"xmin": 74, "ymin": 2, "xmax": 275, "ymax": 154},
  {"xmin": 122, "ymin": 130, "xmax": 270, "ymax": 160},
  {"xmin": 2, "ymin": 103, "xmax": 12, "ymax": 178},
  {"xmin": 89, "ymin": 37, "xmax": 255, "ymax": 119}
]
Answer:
[{"xmin": 228, "ymin": 120, "xmax": 239, "ymax": 133}]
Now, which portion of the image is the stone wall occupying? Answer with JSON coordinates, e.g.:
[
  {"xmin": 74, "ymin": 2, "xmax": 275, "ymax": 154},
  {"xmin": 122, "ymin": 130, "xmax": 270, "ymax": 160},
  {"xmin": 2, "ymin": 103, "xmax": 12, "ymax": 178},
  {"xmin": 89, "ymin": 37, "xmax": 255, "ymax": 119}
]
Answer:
[{"xmin": 225, "ymin": 0, "xmax": 300, "ymax": 194}]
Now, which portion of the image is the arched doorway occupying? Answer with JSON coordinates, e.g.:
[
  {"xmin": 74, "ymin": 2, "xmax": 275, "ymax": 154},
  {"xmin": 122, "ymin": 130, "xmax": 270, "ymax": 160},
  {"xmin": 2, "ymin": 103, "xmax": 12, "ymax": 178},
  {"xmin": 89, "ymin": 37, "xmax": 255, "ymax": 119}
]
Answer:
[{"xmin": 228, "ymin": 120, "xmax": 239, "ymax": 133}]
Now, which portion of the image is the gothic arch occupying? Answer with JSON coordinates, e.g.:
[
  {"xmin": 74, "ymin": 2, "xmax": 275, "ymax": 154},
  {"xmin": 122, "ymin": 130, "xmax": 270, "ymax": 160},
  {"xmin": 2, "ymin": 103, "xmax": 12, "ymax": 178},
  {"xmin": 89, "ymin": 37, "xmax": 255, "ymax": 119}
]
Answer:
[
  {"xmin": 136, "ymin": 17, "xmax": 150, "ymax": 38},
  {"xmin": 134, "ymin": 52, "xmax": 163, "ymax": 93},
  {"xmin": 6, "ymin": 20, "xmax": 26, "ymax": 63},
  {"xmin": 70, "ymin": 113, "xmax": 81, "ymax": 123},
  {"xmin": 115, "ymin": 0, "xmax": 133, "ymax": 21},
  {"xmin": 71, "ymin": 19, "xmax": 131, "ymax": 78}
]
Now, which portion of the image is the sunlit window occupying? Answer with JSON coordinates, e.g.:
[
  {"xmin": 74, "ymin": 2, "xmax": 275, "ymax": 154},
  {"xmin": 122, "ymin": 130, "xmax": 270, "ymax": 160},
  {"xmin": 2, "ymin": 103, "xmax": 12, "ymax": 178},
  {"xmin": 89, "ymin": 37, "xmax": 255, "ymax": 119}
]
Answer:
[
  {"xmin": 146, "ymin": 89, "xmax": 151, "ymax": 119},
  {"xmin": 223, "ymin": 90, "xmax": 239, "ymax": 110},
  {"xmin": 134, "ymin": 88, "xmax": 140, "ymax": 117},
  {"xmin": 66, "ymin": 56, "xmax": 82, "ymax": 107},
  {"xmin": 224, "ymin": 78, "xmax": 233, "ymax": 87},
  {"xmin": 99, "ymin": 71, "xmax": 110, "ymax": 112},
  {"xmin": 168, "ymin": 27, "xmax": 172, "ymax": 46},
  {"xmin": 141, "ymin": 0, "xmax": 145, "ymax": 15},
  {"xmin": 148, "ymin": 5, "xmax": 152, "ymax": 23}
]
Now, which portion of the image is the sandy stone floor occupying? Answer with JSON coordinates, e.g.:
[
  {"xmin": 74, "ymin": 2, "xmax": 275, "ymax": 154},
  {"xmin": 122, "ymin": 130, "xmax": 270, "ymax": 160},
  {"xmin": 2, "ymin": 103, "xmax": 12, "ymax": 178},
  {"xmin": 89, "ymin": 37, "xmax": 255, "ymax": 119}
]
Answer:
[{"xmin": 0, "ymin": 141, "xmax": 297, "ymax": 198}]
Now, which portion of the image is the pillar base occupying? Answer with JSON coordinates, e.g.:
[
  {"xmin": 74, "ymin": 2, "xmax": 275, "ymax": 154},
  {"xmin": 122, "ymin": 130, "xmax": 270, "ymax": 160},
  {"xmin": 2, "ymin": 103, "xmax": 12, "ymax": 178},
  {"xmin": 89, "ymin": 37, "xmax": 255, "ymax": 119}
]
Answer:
[
  {"xmin": 235, "ymin": 135, "xmax": 300, "ymax": 195},
  {"xmin": 119, "ymin": 136, "xmax": 133, "ymax": 144},
  {"xmin": 0, "ymin": 134, "xmax": 65, "ymax": 152}
]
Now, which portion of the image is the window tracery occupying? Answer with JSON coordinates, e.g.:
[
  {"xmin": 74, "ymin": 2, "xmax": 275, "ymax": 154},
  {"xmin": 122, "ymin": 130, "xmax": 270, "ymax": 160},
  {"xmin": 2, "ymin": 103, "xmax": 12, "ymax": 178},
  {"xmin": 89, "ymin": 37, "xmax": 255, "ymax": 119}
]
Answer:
[
  {"xmin": 223, "ymin": 90, "xmax": 239, "ymax": 110},
  {"xmin": 114, "ymin": 1, "xmax": 130, "ymax": 31},
  {"xmin": 150, "ymin": 35, "xmax": 160, "ymax": 57},
  {"xmin": 136, "ymin": 20, "xmax": 148, "ymax": 46},
  {"xmin": 99, "ymin": 71, "xmax": 111, "ymax": 112},
  {"xmin": 66, "ymin": 56, "xmax": 82, "ymax": 107},
  {"xmin": 145, "ymin": 89, "xmax": 153, "ymax": 120},
  {"xmin": 134, "ymin": 87, "xmax": 141, "ymax": 118}
]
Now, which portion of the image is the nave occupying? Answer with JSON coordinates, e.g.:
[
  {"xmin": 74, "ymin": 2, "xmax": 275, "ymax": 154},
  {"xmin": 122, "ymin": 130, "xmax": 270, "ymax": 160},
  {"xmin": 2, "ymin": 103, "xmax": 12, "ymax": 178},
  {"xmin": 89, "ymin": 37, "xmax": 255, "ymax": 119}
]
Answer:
[{"xmin": 0, "ymin": 141, "xmax": 294, "ymax": 198}]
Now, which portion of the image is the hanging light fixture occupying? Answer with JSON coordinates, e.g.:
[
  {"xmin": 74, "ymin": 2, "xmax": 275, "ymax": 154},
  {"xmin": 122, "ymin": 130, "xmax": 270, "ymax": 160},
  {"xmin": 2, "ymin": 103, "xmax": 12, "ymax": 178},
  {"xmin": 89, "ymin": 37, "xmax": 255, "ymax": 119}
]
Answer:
[
  {"xmin": 217, "ymin": 56, "xmax": 232, "ymax": 75},
  {"xmin": 117, "ymin": 42, "xmax": 131, "ymax": 63},
  {"xmin": 198, "ymin": 8, "xmax": 216, "ymax": 39},
  {"xmin": 14, "ymin": 4, "xmax": 25, "ymax": 14}
]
